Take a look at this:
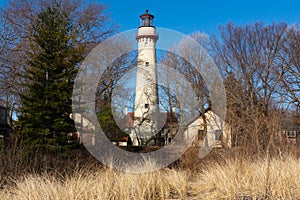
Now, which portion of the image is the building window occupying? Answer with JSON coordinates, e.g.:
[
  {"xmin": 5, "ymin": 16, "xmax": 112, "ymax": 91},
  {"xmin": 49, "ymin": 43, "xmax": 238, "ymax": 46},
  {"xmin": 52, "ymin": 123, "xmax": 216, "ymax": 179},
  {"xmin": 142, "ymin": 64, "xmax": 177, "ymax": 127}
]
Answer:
[
  {"xmin": 215, "ymin": 130, "xmax": 222, "ymax": 141},
  {"xmin": 145, "ymin": 104, "xmax": 149, "ymax": 109},
  {"xmin": 145, "ymin": 62, "xmax": 149, "ymax": 67},
  {"xmin": 198, "ymin": 130, "xmax": 205, "ymax": 140}
]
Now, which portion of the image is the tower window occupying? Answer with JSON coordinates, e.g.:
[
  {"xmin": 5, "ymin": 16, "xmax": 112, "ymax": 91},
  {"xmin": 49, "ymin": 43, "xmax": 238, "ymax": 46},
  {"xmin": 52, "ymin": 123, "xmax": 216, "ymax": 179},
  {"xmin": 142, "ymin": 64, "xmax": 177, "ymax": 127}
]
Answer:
[
  {"xmin": 145, "ymin": 104, "xmax": 149, "ymax": 109},
  {"xmin": 145, "ymin": 62, "xmax": 149, "ymax": 67}
]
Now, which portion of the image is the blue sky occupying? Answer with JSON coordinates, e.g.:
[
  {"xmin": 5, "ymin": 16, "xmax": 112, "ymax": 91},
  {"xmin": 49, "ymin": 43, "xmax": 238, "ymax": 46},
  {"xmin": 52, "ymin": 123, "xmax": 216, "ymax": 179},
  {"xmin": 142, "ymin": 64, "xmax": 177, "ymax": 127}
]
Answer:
[
  {"xmin": 1, "ymin": 0, "xmax": 299, "ymax": 35},
  {"xmin": 97, "ymin": 0, "xmax": 300, "ymax": 35}
]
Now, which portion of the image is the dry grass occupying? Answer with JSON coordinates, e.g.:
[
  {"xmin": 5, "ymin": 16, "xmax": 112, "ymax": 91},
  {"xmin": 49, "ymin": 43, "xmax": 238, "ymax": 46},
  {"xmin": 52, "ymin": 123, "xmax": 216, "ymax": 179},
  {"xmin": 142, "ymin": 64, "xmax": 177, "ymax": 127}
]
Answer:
[
  {"xmin": 1, "ymin": 155, "xmax": 300, "ymax": 200},
  {"xmin": 0, "ymin": 167, "xmax": 189, "ymax": 200},
  {"xmin": 1, "ymin": 140, "xmax": 300, "ymax": 200},
  {"xmin": 191, "ymin": 155, "xmax": 300, "ymax": 199}
]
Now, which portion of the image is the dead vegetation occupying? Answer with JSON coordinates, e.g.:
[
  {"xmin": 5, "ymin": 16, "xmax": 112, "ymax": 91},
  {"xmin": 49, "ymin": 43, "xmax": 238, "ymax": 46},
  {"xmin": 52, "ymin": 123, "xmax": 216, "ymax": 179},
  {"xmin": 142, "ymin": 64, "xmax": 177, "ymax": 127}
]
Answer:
[{"xmin": 1, "ymin": 139, "xmax": 300, "ymax": 200}]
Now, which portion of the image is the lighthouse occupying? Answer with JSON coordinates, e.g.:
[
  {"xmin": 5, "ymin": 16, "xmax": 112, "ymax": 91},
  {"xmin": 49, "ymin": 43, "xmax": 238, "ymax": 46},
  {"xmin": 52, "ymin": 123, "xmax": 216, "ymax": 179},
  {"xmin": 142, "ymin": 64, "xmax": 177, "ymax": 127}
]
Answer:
[{"xmin": 131, "ymin": 10, "xmax": 160, "ymax": 146}]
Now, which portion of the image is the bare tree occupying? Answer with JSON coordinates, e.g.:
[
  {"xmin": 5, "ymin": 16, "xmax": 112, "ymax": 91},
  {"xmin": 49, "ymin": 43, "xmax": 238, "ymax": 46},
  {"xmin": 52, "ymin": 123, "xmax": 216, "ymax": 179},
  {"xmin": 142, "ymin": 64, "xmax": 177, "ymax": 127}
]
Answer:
[
  {"xmin": 160, "ymin": 32, "xmax": 211, "ymax": 115},
  {"xmin": 0, "ymin": 0, "xmax": 113, "ymax": 120},
  {"xmin": 281, "ymin": 25, "xmax": 300, "ymax": 108},
  {"xmin": 95, "ymin": 37, "xmax": 136, "ymax": 112},
  {"xmin": 211, "ymin": 22, "xmax": 288, "ymax": 151},
  {"xmin": 0, "ymin": 8, "xmax": 22, "ymax": 123},
  {"xmin": 158, "ymin": 32, "xmax": 217, "ymax": 147}
]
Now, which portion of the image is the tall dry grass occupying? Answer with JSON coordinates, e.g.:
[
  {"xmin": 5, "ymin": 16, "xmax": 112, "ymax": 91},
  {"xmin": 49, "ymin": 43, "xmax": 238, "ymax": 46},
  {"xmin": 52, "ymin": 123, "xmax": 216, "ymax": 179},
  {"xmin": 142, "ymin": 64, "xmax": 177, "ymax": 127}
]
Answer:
[
  {"xmin": 0, "ymin": 154, "xmax": 299, "ymax": 200},
  {"xmin": 1, "ymin": 138, "xmax": 300, "ymax": 200},
  {"xmin": 191, "ymin": 155, "xmax": 300, "ymax": 199},
  {"xmin": 0, "ymin": 167, "xmax": 189, "ymax": 200}
]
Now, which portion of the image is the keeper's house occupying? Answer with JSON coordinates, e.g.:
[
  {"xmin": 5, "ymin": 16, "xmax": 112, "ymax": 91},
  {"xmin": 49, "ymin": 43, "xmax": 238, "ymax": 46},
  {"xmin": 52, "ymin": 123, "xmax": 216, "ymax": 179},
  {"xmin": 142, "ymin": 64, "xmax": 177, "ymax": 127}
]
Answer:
[{"xmin": 184, "ymin": 109, "xmax": 232, "ymax": 148}]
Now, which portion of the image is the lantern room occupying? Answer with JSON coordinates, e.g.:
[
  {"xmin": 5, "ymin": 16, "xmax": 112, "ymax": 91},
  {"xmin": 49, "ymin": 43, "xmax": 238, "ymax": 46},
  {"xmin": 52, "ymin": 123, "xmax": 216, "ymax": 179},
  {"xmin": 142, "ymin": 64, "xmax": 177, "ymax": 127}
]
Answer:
[{"xmin": 139, "ymin": 10, "xmax": 155, "ymax": 27}]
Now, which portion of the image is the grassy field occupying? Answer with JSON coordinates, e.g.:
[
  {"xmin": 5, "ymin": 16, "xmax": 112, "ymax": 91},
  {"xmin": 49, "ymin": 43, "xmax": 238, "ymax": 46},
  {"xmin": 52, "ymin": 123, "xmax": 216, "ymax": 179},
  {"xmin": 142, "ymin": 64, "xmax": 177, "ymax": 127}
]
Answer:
[{"xmin": 1, "ymin": 143, "xmax": 300, "ymax": 200}]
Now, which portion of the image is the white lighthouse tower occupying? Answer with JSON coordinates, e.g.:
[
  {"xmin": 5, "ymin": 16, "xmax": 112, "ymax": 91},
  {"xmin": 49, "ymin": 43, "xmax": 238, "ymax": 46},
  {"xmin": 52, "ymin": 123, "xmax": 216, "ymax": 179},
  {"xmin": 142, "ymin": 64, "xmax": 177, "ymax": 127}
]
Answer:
[{"xmin": 131, "ymin": 10, "xmax": 160, "ymax": 146}]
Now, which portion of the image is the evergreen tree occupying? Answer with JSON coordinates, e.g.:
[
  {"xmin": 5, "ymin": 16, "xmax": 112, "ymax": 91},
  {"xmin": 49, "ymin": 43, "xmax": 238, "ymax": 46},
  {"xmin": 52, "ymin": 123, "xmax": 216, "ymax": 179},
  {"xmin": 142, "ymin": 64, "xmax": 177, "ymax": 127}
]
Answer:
[
  {"xmin": 97, "ymin": 103, "xmax": 129, "ymax": 142},
  {"xmin": 19, "ymin": 4, "xmax": 84, "ymax": 150}
]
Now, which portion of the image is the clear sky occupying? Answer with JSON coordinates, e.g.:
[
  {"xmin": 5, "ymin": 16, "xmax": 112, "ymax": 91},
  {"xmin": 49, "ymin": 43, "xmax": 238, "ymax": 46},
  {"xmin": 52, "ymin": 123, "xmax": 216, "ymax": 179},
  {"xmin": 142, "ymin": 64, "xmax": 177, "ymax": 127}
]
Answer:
[
  {"xmin": 1, "ymin": 0, "xmax": 299, "ymax": 35},
  {"xmin": 96, "ymin": 0, "xmax": 300, "ymax": 35}
]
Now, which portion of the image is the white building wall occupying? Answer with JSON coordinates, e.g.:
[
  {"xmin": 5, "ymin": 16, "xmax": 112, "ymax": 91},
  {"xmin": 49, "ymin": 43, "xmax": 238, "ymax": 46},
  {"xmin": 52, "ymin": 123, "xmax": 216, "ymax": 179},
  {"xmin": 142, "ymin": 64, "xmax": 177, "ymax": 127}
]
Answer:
[
  {"xmin": 131, "ymin": 25, "xmax": 160, "ymax": 146},
  {"xmin": 183, "ymin": 111, "xmax": 232, "ymax": 148},
  {"xmin": 135, "ymin": 27, "xmax": 158, "ymax": 119}
]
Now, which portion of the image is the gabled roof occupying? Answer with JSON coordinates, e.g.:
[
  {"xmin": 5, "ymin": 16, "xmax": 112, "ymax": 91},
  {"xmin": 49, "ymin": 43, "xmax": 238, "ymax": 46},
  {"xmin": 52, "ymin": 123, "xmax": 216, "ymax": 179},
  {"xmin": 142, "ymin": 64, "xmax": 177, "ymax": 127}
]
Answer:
[{"xmin": 183, "ymin": 107, "xmax": 212, "ymax": 127}]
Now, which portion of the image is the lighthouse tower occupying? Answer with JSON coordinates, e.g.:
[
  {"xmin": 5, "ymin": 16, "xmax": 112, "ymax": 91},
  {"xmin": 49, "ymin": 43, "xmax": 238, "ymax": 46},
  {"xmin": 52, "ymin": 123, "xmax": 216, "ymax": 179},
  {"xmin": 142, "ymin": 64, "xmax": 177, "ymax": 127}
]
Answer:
[{"xmin": 131, "ymin": 10, "xmax": 159, "ymax": 146}]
